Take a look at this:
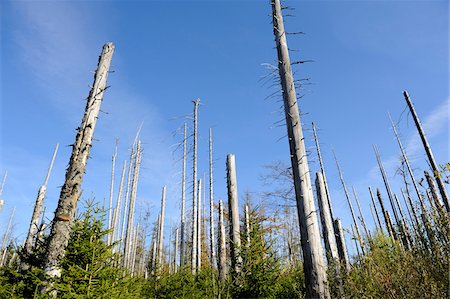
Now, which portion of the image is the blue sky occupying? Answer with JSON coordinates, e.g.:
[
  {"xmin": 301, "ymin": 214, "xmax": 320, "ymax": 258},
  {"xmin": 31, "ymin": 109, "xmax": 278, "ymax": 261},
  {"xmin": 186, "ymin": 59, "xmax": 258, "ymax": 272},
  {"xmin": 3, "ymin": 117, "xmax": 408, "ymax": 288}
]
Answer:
[{"xmin": 0, "ymin": 0, "xmax": 448, "ymax": 257}]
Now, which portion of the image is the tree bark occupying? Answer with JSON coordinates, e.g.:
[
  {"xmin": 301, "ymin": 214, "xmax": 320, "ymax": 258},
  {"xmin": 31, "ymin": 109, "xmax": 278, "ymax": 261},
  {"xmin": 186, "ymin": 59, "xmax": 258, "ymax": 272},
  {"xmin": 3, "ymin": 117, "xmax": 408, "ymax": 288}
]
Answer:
[
  {"xmin": 271, "ymin": 1, "xmax": 330, "ymax": 297},
  {"xmin": 42, "ymin": 43, "xmax": 114, "ymax": 285},
  {"xmin": 209, "ymin": 128, "xmax": 216, "ymax": 267},
  {"xmin": 180, "ymin": 123, "xmax": 187, "ymax": 267},
  {"xmin": 218, "ymin": 199, "xmax": 227, "ymax": 281},
  {"xmin": 191, "ymin": 99, "xmax": 200, "ymax": 274}
]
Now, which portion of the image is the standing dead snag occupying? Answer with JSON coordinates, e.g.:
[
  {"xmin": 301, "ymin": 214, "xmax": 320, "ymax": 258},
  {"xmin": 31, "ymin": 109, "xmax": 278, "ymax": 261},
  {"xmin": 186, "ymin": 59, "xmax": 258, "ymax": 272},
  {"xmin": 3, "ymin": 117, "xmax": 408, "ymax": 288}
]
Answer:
[
  {"xmin": 191, "ymin": 99, "xmax": 200, "ymax": 274},
  {"xmin": 209, "ymin": 128, "xmax": 216, "ymax": 268},
  {"xmin": 218, "ymin": 199, "xmax": 227, "ymax": 281},
  {"xmin": 197, "ymin": 179, "xmax": 202, "ymax": 270},
  {"xmin": 157, "ymin": 186, "xmax": 167, "ymax": 273},
  {"xmin": 226, "ymin": 154, "xmax": 242, "ymax": 275},
  {"xmin": 107, "ymin": 142, "xmax": 118, "ymax": 246},
  {"xmin": 334, "ymin": 219, "xmax": 350, "ymax": 271},
  {"xmin": 42, "ymin": 43, "xmax": 114, "ymax": 286},
  {"xmin": 315, "ymin": 172, "xmax": 339, "ymax": 264},
  {"xmin": 271, "ymin": 1, "xmax": 330, "ymax": 297},
  {"xmin": 22, "ymin": 143, "xmax": 59, "ymax": 268},
  {"xmin": 403, "ymin": 91, "xmax": 449, "ymax": 212},
  {"xmin": 180, "ymin": 123, "xmax": 187, "ymax": 267}
]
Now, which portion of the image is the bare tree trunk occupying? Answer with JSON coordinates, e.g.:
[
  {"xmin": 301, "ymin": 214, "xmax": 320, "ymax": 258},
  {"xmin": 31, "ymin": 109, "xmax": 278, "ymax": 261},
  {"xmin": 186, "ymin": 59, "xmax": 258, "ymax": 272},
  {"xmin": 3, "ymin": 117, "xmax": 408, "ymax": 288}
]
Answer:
[
  {"xmin": 388, "ymin": 113, "xmax": 427, "ymax": 214},
  {"xmin": 158, "ymin": 186, "xmax": 166, "ymax": 273},
  {"xmin": 244, "ymin": 204, "xmax": 251, "ymax": 247},
  {"xmin": 180, "ymin": 123, "xmax": 187, "ymax": 267},
  {"xmin": 174, "ymin": 228, "xmax": 179, "ymax": 273},
  {"xmin": 124, "ymin": 141, "xmax": 142, "ymax": 268},
  {"xmin": 0, "ymin": 206, "xmax": 15, "ymax": 267},
  {"xmin": 424, "ymin": 171, "xmax": 445, "ymax": 215},
  {"xmin": 315, "ymin": 172, "xmax": 339, "ymax": 263},
  {"xmin": 271, "ymin": 1, "xmax": 329, "ymax": 297},
  {"xmin": 394, "ymin": 194, "xmax": 412, "ymax": 250},
  {"xmin": 191, "ymin": 99, "xmax": 200, "ymax": 274},
  {"xmin": 369, "ymin": 187, "xmax": 383, "ymax": 234},
  {"xmin": 120, "ymin": 146, "xmax": 135, "ymax": 254},
  {"xmin": 333, "ymin": 151, "xmax": 365, "ymax": 254},
  {"xmin": 218, "ymin": 199, "xmax": 227, "ymax": 281},
  {"xmin": 42, "ymin": 43, "xmax": 114, "ymax": 287},
  {"xmin": 23, "ymin": 143, "xmax": 58, "ymax": 263},
  {"xmin": 226, "ymin": 154, "xmax": 242, "ymax": 275},
  {"xmin": 209, "ymin": 128, "xmax": 216, "ymax": 268},
  {"xmin": 403, "ymin": 91, "xmax": 449, "ymax": 212},
  {"xmin": 0, "ymin": 171, "xmax": 7, "ymax": 213},
  {"xmin": 376, "ymin": 189, "xmax": 396, "ymax": 240},
  {"xmin": 197, "ymin": 179, "xmax": 202, "ymax": 270},
  {"xmin": 352, "ymin": 187, "xmax": 371, "ymax": 240},
  {"xmin": 112, "ymin": 160, "xmax": 126, "ymax": 251},
  {"xmin": 333, "ymin": 219, "xmax": 350, "ymax": 271},
  {"xmin": 107, "ymin": 142, "xmax": 118, "ymax": 246}
]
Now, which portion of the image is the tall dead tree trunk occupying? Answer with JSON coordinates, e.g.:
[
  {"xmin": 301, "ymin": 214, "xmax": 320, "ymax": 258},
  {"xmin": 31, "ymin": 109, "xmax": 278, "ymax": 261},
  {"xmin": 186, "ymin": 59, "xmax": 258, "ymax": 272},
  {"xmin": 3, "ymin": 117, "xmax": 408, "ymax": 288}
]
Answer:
[
  {"xmin": 209, "ymin": 128, "xmax": 216, "ymax": 268},
  {"xmin": 0, "ymin": 172, "xmax": 5, "ymax": 214},
  {"xmin": 424, "ymin": 171, "xmax": 445, "ymax": 213},
  {"xmin": 120, "ymin": 146, "xmax": 135, "ymax": 254},
  {"xmin": 23, "ymin": 143, "xmax": 58, "ymax": 264},
  {"xmin": 42, "ymin": 43, "xmax": 114, "ymax": 286},
  {"xmin": 112, "ymin": 160, "xmax": 126, "ymax": 251},
  {"xmin": 333, "ymin": 219, "xmax": 350, "ymax": 271},
  {"xmin": 333, "ymin": 151, "xmax": 365, "ymax": 255},
  {"xmin": 315, "ymin": 172, "xmax": 339, "ymax": 263},
  {"xmin": 158, "ymin": 186, "xmax": 166, "ymax": 272},
  {"xmin": 180, "ymin": 123, "xmax": 187, "ymax": 267},
  {"xmin": 271, "ymin": 1, "xmax": 329, "ymax": 297},
  {"xmin": 369, "ymin": 187, "xmax": 383, "ymax": 234},
  {"xmin": 376, "ymin": 189, "xmax": 396, "ymax": 241},
  {"xmin": 226, "ymin": 154, "xmax": 242, "ymax": 275},
  {"xmin": 244, "ymin": 204, "xmax": 251, "ymax": 247},
  {"xmin": 191, "ymin": 99, "xmax": 200, "ymax": 274},
  {"xmin": 124, "ymin": 141, "xmax": 142, "ymax": 268},
  {"xmin": 218, "ymin": 199, "xmax": 227, "ymax": 281},
  {"xmin": 197, "ymin": 179, "xmax": 202, "ymax": 270},
  {"xmin": 174, "ymin": 227, "xmax": 179, "ymax": 273},
  {"xmin": 403, "ymin": 91, "xmax": 449, "ymax": 212},
  {"xmin": 0, "ymin": 206, "xmax": 15, "ymax": 267},
  {"xmin": 352, "ymin": 187, "xmax": 371, "ymax": 240},
  {"xmin": 107, "ymin": 142, "xmax": 118, "ymax": 246}
]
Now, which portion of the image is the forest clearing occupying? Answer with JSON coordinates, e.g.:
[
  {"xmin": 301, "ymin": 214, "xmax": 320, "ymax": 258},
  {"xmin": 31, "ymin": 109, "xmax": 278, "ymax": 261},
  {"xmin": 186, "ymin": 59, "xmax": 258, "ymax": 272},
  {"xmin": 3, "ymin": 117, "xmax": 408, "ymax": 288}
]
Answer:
[{"xmin": 0, "ymin": 0, "xmax": 449, "ymax": 298}]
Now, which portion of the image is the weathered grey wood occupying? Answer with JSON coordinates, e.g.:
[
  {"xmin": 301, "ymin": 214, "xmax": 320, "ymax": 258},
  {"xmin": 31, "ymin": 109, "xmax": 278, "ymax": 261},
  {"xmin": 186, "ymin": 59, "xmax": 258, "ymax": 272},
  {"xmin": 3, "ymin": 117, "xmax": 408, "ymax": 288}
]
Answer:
[
  {"xmin": 42, "ymin": 43, "xmax": 114, "ymax": 285},
  {"xmin": 174, "ymin": 227, "xmax": 179, "ymax": 273},
  {"xmin": 244, "ymin": 204, "xmax": 251, "ymax": 247},
  {"xmin": 403, "ymin": 91, "xmax": 449, "ymax": 212},
  {"xmin": 218, "ymin": 199, "xmax": 227, "ymax": 281},
  {"xmin": 388, "ymin": 113, "xmax": 427, "ymax": 215},
  {"xmin": 23, "ymin": 143, "xmax": 58, "ymax": 262},
  {"xmin": 158, "ymin": 186, "xmax": 166, "ymax": 273},
  {"xmin": 120, "ymin": 146, "xmax": 135, "ymax": 254},
  {"xmin": 352, "ymin": 187, "xmax": 371, "ymax": 240},
  {"xmin": 376, "ymin": 189, "xmax": 396, "ymax": 240},
  {"xmin": 394, "ymin": 194, "xmax": 412, "ymax": 250},
  {"xmin": 369, "ymin": 187, "xmax": 383, "ymax": 233},
  {"xmin": 333, "ymin": 219, "xmax": 350, "ymax": 271},
  {"xmin": 271, "ymin": 1, "xmax": 329, "ymax": 297},
  {"xmin": 373, "ymin": 145, "xmax": 401, "ymax": 227},
  {"xmin": 0, "ymin": 206, "xmax": 15, "ymax": 266},
  {"xmin": 180, "ymin": 123, "xmax": 187, "ymax": 267},
  {"xmin": 315, "ymin": 172, "xmax": 339, "ymax": 263},
  {"xmin": 191, "ymin": 99, "xmax": 200, "ymax": 274},
  {"xmin": 112, "ymin": 160, "xmax": 126, "ymax": 251},
  {"xmin": 424, "ymin": 171, "xmax": 445, "ymax": 214},
  {"xmin": 208, "ymin": 128, "xmax": 216, "ymax": 268},
  {"xmin": 333, "ymin": 151, "xmax": 365, "ymax": 254},
  {"xmin": 197, "ymin": 179, "xmax": 202, "ymax": 270},
  {"xmin": 312, "ymin": 123, "xmax": 335, "ymax": 221},
  {"xmin": 107, "ymin": 142, "xmax": 118, "ymax": 246},
  {"xmin": 0, "ymin": 171, "xmax": 7, "ymax": 213},
  {"xmin": 124, "ymin": 141, "xmax": 142, "ymax": 268},
  {"xmin": 226, "ymin": 154, "xmax": 242, "ymax": 274}
]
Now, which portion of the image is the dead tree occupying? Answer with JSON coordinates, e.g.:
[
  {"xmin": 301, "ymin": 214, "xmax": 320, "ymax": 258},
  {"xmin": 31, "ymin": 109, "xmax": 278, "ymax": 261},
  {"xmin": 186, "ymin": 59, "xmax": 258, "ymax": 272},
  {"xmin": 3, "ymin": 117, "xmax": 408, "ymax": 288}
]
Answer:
[
  {"xmin": 174, "ymin": 228, "xmax": 179, "ymax": 273},
  {"xmin": 244, "ymin": 204, "xmax": 251, "ymax": 247},
  {"xmin": 42, "ymin": 43, "xmax": 114, "ymax": 287},
  {"xmin": 271, "ymin": 1, "xmax": 329, "ymax": 297},
  {"xmin": 368, "ymin": 187, "xmax": 383, "ymax": 234},
  {"xmin": 209, "ymin": 128, "xmax": 216, "ymax": 267},
  {"xmin": 180, "ymin": 123, "xmax": 187, "ymax": 267},
  {"xmin": 124, "ymin": 141, "xmax": 142, "ymax": 268},
  {"xmin": 334, "ymin": 219, "xmax": 350, "ymax": 271},
  {"xmin": 23, "ymin": 143, "xmax": 58, "ymax": 264},
  {"xmin": 403, "ymin": 91, "xmax": 449, "ymax": 212},
  {"xmin": 218, "ymin": 199, "xmax": 227, "ymax": 281},
  {"xmin": 197, "ymin": 179, "xmax": 202, "ymax": 270},
  {"xmin": 226, "ymin": 154, "xmax": 242, "ymax": 275},
  {"xmin": 120, "ymin": 145, "xmax": 136, "ymax": 253},
  {"xmin": 333, "ymin": 151, "xmax": 365, "ymax": 255},
  {"xmin": 0, "ymin": 206, "xmax": 15, "ymax": 267},
  {"xmin": 191, "ymin": 99, "xmax": 200, "ymax": 274},
  {"xmin": 376, "ymin": 189, "xmax": 396, "ymax": 240},
  {"xmin": 424, "ymin": 171, "xmax": 445, "ymax": 214},
  {"xmin": 112, "ymin": 160, "xmax": 127, "ymax": 251},
  {"xmin": 157, "ymin": 186, "xmax": 167, "ymax": 272},
  {"xmin": 315, "ymin": 172, "xmax": 339, "ymax": 263},
  {"xmin": 107, "ymin": 142, "xmax": 118, "ymax": 246},
  {"xmin": 352, "ymin": 187, "xmax": 371, "ymax": 240}
]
